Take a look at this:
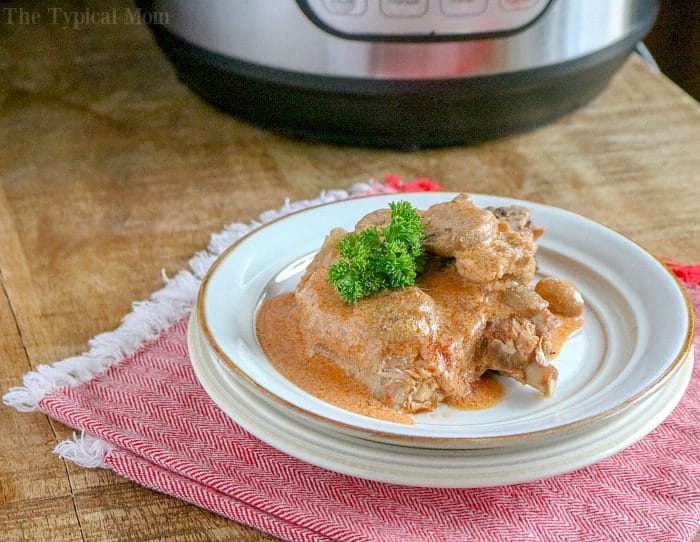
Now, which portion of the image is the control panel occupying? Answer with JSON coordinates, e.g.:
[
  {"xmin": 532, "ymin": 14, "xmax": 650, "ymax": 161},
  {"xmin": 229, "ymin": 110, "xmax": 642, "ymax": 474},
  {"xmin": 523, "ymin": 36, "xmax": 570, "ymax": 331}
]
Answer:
[{"xmin": 298, "ymin": 0, "xmax": 553, "ymax": 40}]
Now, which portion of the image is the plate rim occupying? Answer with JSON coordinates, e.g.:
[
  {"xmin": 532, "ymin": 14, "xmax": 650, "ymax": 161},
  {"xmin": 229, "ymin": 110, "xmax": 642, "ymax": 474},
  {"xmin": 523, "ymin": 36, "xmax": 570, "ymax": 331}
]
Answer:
[{"xmin": 196, "ymin": 192, "xmax": 695, "ymax": 445}]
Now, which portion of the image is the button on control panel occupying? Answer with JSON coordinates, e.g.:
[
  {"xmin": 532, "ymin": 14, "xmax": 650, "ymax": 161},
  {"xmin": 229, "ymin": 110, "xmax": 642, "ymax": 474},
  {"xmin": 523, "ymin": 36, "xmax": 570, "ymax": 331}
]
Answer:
[
  {"xmin": 500, "ymin": 0, "xmax": 540, "ymax": 10},
  {"xmin": 381, "ymin": 0, "xmax": 429, "ymax": 18},
  {"xmin": 322, "ymin": 0, "xmax": 367, "ymax": 15},
  {"xmin": 299, "ymin": 0, "xmax": 551, "ymax": 38},
  {"xmin": 441, "ymin": 0, "xmax": 488, "ymax": 17}
]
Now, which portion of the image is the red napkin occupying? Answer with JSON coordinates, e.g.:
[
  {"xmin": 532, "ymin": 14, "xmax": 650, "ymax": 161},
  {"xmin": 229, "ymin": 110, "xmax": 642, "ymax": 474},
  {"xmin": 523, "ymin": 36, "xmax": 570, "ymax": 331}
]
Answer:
[{"xmin": 4, "ymin": 180, "xmax": 700, "ymax": 542}]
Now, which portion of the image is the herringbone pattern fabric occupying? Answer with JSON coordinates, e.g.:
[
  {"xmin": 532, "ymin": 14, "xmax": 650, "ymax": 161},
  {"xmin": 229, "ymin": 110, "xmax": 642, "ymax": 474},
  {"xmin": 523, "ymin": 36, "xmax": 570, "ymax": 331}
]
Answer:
[{"xmin": 38, "ymin": 286, "xmax": 700, "ymax": 542}]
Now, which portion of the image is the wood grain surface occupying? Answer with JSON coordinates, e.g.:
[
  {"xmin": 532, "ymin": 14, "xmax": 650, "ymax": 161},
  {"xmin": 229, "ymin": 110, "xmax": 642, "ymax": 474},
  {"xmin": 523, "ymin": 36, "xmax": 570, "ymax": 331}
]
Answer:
[{"xmin": 1, "ymin": 1, "xmax": 699, "ymax": 541}]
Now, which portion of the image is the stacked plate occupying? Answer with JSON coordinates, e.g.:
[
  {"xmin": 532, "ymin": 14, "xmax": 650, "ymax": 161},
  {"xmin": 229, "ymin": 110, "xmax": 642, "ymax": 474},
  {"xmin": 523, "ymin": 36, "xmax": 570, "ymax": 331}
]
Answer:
[{"xmin": 189, "ymin": 193, "xmax": 694, "ymax": 488}]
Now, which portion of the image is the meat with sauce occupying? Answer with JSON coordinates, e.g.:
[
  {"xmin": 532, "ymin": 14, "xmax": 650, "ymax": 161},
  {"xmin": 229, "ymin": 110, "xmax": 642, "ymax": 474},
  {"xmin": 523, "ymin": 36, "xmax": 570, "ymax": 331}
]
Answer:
[
  {"xmin": 294, "ymin": 194, "xmax": 582, "ymax": 414},
  {"xmin": 422, "ymin": 195, "xmax": 539, "ymax": 284}
]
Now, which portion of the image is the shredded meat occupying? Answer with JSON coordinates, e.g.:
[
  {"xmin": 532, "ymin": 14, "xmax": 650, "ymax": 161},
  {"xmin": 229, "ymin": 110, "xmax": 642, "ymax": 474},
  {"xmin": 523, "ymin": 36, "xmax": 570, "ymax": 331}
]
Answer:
[
  {"xmin": 486, "ymin": 205, "xmax": 532, "ymax": 232},
  {"xmin": 296, "ymin": 269, "xmax": 445, "ymax": 412},
  {"xmin": 295, "ymin": 194, "xmax": 582, "ymax": 414},
  {"xmin": 354, "ymin": 209, "xmax": 391, "ymax": 233}
]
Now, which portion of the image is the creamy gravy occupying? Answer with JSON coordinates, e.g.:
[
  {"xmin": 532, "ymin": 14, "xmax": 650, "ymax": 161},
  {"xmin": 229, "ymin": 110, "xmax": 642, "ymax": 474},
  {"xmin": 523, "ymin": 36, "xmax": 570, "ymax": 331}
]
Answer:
[
  {"xmin": 256, "ymin": 292, "xmax": 414, "ymax": 424},
  {"xmin": 446, "ymin": 373, "xmax": 504, "ymax": 410},
  {"xmin": 256, "ymin": 278, "xmax": 580, "ymax": 425},
  {"xmin": 257, "ymin": 291, "xmax": 508, "ymax": 424},
  {"xmin": 549, "ymin": 316, "xmax": 584, "ymax": 358}
]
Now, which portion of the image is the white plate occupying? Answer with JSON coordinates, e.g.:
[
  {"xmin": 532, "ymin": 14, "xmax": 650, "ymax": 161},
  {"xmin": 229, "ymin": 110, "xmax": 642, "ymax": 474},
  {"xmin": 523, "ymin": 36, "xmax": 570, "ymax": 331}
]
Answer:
[
  {"xmin": 189, "ymin": 312, "xmax": 694, "ymax": 487},
  {"xmin": 197, "ymin": 193, "xmax": 693, "ymax": 447}
]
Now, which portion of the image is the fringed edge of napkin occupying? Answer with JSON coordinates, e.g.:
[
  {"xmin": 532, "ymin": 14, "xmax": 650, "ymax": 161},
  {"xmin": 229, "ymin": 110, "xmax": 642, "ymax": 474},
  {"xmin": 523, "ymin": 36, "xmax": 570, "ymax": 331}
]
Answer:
[
  {"xmin": 661, "ymin": 259, "xmax": 700, "ymax": 286},
  {"xmin": 3, "ymin": 184, "xmax": 405, "ymax": 467}
]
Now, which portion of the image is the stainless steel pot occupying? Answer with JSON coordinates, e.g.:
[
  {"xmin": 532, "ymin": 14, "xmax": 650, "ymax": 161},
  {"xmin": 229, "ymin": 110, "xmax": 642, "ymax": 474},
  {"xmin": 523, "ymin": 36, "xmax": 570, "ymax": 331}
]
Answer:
[{"xmin": 139, "ymin": 0, "xmax": 659, "ymax": 148}]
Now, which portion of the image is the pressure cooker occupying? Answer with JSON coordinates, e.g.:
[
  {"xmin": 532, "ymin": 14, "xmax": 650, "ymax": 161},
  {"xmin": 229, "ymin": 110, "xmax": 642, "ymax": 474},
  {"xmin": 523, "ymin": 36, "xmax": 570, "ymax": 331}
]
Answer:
[{"xmin": 137, "ymin": 0, "xmax": 659, "ymax": 148}]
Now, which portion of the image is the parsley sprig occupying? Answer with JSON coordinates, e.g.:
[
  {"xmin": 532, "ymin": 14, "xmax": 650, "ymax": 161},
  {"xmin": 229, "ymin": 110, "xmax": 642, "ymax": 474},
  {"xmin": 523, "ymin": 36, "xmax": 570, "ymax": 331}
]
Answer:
[{"xmin": 328, "ymin": 201, "xmax": 425, "ymax": 303}]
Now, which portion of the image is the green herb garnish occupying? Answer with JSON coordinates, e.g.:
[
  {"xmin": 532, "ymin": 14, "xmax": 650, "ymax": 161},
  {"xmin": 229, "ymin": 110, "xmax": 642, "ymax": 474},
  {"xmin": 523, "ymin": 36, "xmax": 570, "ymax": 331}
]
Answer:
[{"xmin": 328, "ymin": 201, "xmax": 425, "ymax": 303}]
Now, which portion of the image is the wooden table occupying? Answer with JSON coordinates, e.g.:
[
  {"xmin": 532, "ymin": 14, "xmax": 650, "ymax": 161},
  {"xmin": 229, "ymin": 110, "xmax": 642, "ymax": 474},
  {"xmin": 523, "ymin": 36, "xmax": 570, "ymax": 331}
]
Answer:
[{"xmin": 1, "ymin": 3, "xmax": 699, "ymax": 540}]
